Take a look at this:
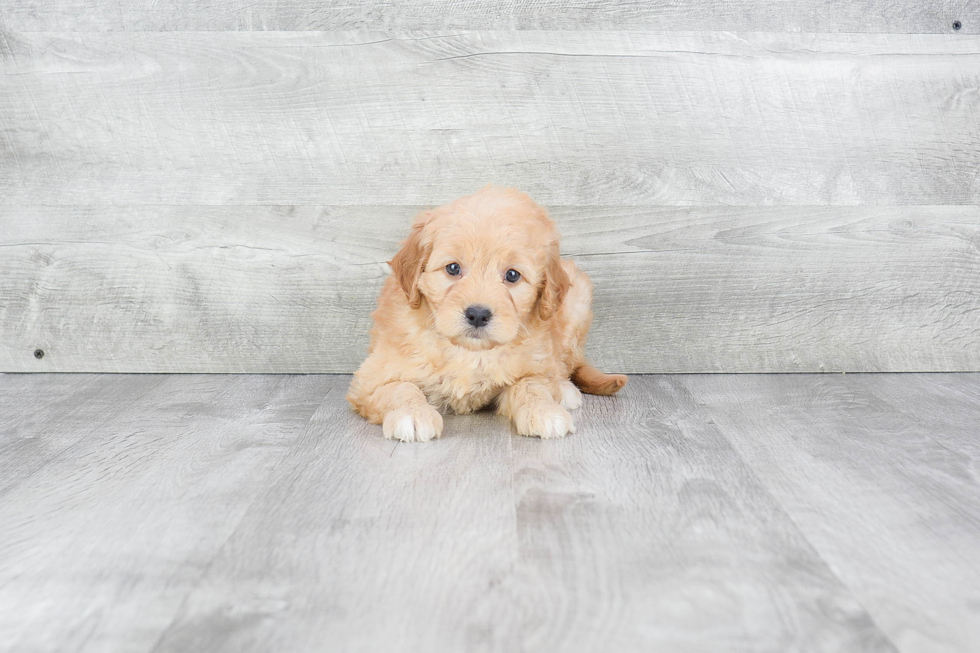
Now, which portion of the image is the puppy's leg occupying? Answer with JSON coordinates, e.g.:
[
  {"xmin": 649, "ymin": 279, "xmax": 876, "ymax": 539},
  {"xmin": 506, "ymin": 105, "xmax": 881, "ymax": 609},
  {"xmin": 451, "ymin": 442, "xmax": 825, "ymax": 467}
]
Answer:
[
  {"xmin": 560, "ymin": 380, "xmax": 583, "ymax": 410},
  {"xmin": 498, "ymin": 377, "xmax": 575, "ymax": 439},
  {"xmin": 357, "ymin": 381, "xmax": 443, "ymax": 443}
]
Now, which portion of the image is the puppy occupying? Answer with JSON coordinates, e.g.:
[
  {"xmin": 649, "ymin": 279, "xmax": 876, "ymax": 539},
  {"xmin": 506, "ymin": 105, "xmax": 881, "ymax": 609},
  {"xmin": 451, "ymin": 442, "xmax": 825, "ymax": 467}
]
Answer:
[{"xmin": 347, "ymin": 185, "xmax": 626, "ymax": 441}]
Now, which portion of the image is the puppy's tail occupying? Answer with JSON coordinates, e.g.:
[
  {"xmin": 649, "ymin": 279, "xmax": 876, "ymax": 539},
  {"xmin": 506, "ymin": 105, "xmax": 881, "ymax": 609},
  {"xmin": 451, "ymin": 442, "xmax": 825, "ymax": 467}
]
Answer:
[{"xmin": 571, "ymin": 364, "xmax": 627, "ymax": 396}]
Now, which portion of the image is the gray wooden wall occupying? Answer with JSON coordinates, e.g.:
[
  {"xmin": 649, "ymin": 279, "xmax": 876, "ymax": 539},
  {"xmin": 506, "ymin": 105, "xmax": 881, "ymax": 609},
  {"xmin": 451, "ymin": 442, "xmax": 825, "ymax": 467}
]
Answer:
[{"xmin": 1, "ymin": 2, "xmax": 978, "ymax": 373}]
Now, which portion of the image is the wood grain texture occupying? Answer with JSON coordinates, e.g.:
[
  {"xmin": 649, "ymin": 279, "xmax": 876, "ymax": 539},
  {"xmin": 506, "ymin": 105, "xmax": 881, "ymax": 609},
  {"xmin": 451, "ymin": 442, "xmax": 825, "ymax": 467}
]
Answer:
[
  {"xmin": 0, "ymin": 373, "xmax": 328, "ymax": 653},
  {"xmin": 152, "ymin": 380, "xmax": 522, "ymax": 653},
  {"xmin": 2, "ymin": 31, "xmax": 979, "ymax": 206},
  {"xmin": 1, "ymin": 0, "xmax": 976, "ymax": 33},
  {"xmin": 2, "ymin": 205, "xmax": 977, "ymax": 373},
  {"xmin": 0, "ymin": 374, "xmax": 171, "ymax": 494},
  {"xmin": 0, "ymin": 373, "xmax": 926, "ymax": 652},
  {"xmin": 510, "ymin": 377, "xmax": 896, "ymax": 652},
  {"xmin": 682, "ymin": 373, "xmax": 980, "ymax": 653}
]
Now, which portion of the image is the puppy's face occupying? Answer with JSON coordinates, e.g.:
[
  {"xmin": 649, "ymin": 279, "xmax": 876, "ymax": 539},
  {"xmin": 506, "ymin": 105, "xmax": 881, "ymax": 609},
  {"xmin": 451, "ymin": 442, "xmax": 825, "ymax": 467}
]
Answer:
[{"xmin": 389, "ymin": 187, "xmax": 569, "ymax": 350}]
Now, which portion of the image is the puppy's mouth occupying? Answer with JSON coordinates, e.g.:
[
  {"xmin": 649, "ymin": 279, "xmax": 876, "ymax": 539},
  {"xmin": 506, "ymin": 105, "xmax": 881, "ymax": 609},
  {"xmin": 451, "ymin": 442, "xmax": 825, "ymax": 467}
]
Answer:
[{"xmin": 453, "ymin": 328, "xmax": 502, "ymax": 350}]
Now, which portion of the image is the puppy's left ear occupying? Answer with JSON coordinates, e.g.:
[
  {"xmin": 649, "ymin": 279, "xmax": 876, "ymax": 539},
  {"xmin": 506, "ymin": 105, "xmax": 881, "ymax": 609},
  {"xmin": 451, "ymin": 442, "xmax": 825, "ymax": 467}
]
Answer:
[
  {"xmin": 538, "ymin": 244, "xmax": 571, "ymax": 320},
  {"xmin": 388, "ymin": 220, "xmax": 431, "ymax": 309}
]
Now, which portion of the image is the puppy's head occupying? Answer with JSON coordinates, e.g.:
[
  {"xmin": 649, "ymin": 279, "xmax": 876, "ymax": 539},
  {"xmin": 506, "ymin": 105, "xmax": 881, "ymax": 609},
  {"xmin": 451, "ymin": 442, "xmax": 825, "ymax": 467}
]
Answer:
[{"xmin": 389, "ymin": 185, "xmax": 569, "ymax": 350}]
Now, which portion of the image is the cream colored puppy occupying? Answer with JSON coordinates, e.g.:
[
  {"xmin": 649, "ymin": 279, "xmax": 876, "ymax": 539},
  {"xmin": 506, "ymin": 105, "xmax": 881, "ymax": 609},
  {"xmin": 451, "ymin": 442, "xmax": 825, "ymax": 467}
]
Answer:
[{"xmin": 347, "ymin": 185, "xmax": 626, "ymax": 441}]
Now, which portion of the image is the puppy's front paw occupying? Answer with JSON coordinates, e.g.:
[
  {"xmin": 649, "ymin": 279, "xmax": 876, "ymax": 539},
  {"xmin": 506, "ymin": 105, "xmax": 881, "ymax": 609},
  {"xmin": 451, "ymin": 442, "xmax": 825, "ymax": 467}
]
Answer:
[
  {"xmin": 515, "ymin": 403, "xmax": 576, "ymax": 439},
  {"xmin": 383, "ymin": 405, "xmax": 444, "ymax": 442},
  {"xmin": 560, "ymin": 381, "xmax": 582, "ymax": 410}
]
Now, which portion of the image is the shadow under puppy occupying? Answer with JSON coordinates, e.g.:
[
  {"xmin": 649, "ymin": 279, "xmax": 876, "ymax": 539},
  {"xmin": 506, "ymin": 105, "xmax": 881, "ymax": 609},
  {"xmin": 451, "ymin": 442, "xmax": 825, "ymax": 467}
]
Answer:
[{"xmin": 348, "ymin": 185, "xmax": 626, "ymax": 441}]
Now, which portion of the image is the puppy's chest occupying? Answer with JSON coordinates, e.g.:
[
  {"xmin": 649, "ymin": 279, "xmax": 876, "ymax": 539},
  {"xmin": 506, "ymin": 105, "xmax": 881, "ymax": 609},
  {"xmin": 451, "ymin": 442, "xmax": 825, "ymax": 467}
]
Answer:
[{"xmin": 420, "ymin": 350, "xmax": 518, "ymax": 414}]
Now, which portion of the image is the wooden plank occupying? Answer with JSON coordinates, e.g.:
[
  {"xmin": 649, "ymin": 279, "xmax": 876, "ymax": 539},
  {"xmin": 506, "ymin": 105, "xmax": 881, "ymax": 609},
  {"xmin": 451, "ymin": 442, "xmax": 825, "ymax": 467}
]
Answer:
[
  {"xmin": 842, "ymin": 372, "xmax": 980, "ymax": 459},
  {"xmin": 577, "ymin": 206, "xmax": 980, "ymax": 373},
  {"xmin": 0, "ymin": 0, "xmax": 975, "ymax": 33},
  {"xmin": 0, "ymin": 373, "xmax": 328, "ymax": 652},
  {"xmin": 2, "ymin": 31, "xmax": 979, "ymax": 206},
  {"xmin": 915, "ymin": 371, "xmax": 980, "ymax": 406},
  {"xmin": 8, "ymin": 372, "xmax": 980, "ymax": 650},
  {"xmin": 0, "ymin": 205, "xmax": 397, "ymax": 374},
  {"xmin": 0, "ymin": 372, "xmax": 104, "ymax": 439},
  {"xmin": 682, "ymin": 373, "xmax": 980, "ymax": 652},
  {"xmin": 112, "ymin": 375, "xmax": 896, "ymax": 652},
  {"xmin": 151, "ymin": 382, "xmax": 523, "ymax": 653},
  {"xmin": 510, "ymin": 376, "xmax": 896, "ymax": 651},
  {"xmin": 0, "ymin": 374, "xmax": 168, "ymax": 494},
  {"xmin": 1, "ymin": 205, "xmax": 977, "ymax": 373}
]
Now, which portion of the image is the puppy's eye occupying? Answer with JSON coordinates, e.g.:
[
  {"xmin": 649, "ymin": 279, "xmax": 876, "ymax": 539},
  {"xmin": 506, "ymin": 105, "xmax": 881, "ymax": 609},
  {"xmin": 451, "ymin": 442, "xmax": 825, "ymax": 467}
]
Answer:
[
  {"xmin": 505, "ymin": 269, "xmax": 521, "ymax": 283},
  {"xmin": 445, "ymin": 263, "xmax": 461, "ymax": 276}
]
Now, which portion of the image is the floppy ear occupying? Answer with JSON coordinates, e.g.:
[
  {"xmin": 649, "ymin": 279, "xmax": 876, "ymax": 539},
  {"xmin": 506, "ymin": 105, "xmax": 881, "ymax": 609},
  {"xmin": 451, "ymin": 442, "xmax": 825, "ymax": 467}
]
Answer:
[
  {"xmin": 538, "ymin": 244, "xmax": 571, "ymax": 320},
  {"xmin": 388, "ymin": 220, "xmax": 430, "ymax": 309}
]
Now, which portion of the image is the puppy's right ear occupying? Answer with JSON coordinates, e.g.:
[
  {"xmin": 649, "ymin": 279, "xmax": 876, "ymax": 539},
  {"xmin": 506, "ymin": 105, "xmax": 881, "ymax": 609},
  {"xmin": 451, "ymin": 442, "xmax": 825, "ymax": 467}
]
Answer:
[
  {"xmin": 388, "ymin": 220, "xmax": 430, "ymax": 309},
  {"xmin": 538, "ymin": 242, "xmax": 571, "ymax": 321}
]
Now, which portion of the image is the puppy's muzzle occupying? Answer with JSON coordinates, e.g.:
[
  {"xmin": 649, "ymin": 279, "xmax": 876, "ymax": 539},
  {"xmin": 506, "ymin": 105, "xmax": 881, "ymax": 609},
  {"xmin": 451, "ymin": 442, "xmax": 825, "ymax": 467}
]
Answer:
[{"xmin": 464, "ymin": 305, "xmax": 493, "ymax": 329}]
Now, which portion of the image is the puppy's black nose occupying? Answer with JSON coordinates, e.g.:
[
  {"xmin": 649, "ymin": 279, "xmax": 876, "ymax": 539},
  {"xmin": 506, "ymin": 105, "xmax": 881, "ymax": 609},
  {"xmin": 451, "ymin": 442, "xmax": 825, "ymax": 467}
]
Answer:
[{"xmin": 464, "ymin": 305, "xmax": 493, "ymax": 328}]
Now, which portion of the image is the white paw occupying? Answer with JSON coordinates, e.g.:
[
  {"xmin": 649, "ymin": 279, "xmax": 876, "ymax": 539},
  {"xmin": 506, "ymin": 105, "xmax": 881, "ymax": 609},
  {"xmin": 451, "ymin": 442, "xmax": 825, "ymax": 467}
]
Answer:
[
  {"xmin": 515, "ymin": 403, "xmax": 576, "ymax": 439},
  {"xmin": 560, "ymin": 380, "xmax": 582, "ymax": 410},
  {"xmin": 382, "ymin": 405, "xmax": 444, "ymax": 442}
]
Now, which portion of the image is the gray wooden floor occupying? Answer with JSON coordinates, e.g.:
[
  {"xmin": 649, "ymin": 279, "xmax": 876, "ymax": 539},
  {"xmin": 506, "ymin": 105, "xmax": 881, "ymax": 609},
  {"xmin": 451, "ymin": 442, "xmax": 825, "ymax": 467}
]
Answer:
[{"xmin": 2, "ymin": 374, "xmax": 979, "ymax": 652}]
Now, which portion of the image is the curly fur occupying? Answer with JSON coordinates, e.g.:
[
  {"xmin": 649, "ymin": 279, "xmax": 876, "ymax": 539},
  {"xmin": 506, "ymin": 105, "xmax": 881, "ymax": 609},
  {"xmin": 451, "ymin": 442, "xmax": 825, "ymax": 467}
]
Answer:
[{"xmin": 347, "ymin": 185, "xmax": 626, "ymax": 441}]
